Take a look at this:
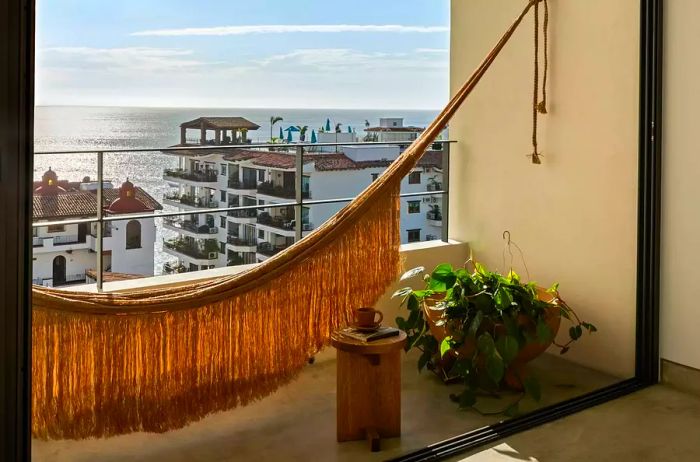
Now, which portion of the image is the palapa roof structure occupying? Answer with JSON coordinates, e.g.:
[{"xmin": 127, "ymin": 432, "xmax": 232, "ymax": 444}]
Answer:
[{"xmin": 180, "ymin": 117, "xmax": 260, "ymax": 131}]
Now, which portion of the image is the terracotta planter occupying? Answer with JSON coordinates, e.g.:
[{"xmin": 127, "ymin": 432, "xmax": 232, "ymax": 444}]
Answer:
[{"xmin": 422, "ymin": 288, "xmax": 561, "ymax": 390}]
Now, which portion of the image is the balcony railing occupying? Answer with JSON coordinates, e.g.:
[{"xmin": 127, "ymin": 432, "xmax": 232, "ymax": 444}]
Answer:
[
  {"xmin": 164, "ymin": 168, "xmax": 218, "ymax": 183},
  {"xmin": 256, "ymin": 181, "xmax": 310, "ymax": 199},
  {"xmin": 228, "ymin": 178, "xmax": 257, "ymax": 189},
  {"xmin": 163, "ymin": 194, "xmax": 219, "ymax": 209},
  {"xmin": 427, "ymin": 211, "xmax": 443, "ymax": 221},
  {"xmin": 257, "ymin": 212, "xmax": 295, "ymax": 231},
  {"xmin": 163, "ymin": 261, "xmax": 188, "ymax": 275},
  {"xmin": 34, "ymin": 139, "xmax": 452, "ymax": 290},
  {"xmin": 256, "ymin": 242, "xmax": 290, "ymax": 257},
  {"xmin": 228, "ymin": 209, "xmax": 257, "ymax": 219},
  {"xmin": 227, "ymin": 236, "xmax": 256, "ymax": 247},
  {"xmin": 427, "ymin": 182, "xmax": 443, "ymax": 192},
  {"xmin": 163, "ymin": 218, "xmax": 218, "ymax": 235},
  {"xmin": 163, "ymin": 239, "xmax": 219, "ymax": 260}
]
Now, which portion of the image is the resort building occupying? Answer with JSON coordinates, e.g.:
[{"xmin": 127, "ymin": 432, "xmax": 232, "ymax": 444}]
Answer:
[
  {"xmin": 32, "ymin": 169, "xmax": 162, "ymax": 286},
  {"xmin": 162, "ymin": 117, "xmax": 444, "ymax": 274}
]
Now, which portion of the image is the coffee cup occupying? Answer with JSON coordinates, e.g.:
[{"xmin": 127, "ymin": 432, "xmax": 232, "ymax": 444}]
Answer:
[{"xmin": 353, "ymin": 307, "xmax": 383, "ymax": 328}]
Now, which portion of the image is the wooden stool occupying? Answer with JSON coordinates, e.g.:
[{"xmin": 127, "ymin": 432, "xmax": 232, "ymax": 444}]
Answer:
[{"xmin": 331, "ymin": 330, "xmax": 407, "ymax": 452}]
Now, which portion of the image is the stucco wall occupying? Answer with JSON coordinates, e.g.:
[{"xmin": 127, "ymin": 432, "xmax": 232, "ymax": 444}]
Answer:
[
  {"xmin": 449, "ymin": 0, "xmax": 640, "ymax": 377},
  {"xmin": 660, "ymin": 0, "xmax": 700, "ymax": 370}
]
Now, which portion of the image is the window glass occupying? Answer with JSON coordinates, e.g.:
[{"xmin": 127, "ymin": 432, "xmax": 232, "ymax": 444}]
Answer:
[{"xmin": 408, "ymin": 201, "xmax": 421, "ymax": 214}]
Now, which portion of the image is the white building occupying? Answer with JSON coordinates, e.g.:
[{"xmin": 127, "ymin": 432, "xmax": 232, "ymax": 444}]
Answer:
[
  {"xmin": 163, "ymin": 117, "xmax": 444, "ymax": 275},
  {"xmin": 364, "ymin": 118, "xmax": 425, "ymax": 143},
  {"xmin": 32, "ymin": 169, "xmax": 161, "ymax": 286}
]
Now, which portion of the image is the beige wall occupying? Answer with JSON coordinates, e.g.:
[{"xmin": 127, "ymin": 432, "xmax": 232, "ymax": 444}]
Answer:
[
  {"xmin": 449, "ymin": 0, "xmax": 640, "ymax": 377},
  {"xmin": 660, "ymin": 0, "xmax": 700, "ymax": 370}
]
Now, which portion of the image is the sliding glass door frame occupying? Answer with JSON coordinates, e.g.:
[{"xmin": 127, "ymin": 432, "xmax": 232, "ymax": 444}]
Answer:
[{"xmin": 0, "ymin": 0, "xmax": 662, "ymax": 460}]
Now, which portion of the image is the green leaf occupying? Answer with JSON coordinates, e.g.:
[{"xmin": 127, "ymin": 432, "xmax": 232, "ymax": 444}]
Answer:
[
  {"xmin": 395, "ymin": 317, "xmax": 407, "ymax": 331},
  {"xmin": 536, "ymin": 319, "xmax": 552, "ymax": 344},
  {"xmin": 392, "ymin": 287, "xmax": 412, "ymax": 299},
  {"xmin": 407, "ymin": 295, "xmax": 420, "ymax": 312},
  {"xmin": 406, "ymin": 308, "xmax": 419, "ymax": 329},
  {"xmin": 474, "ymin": 262, "xmax": 488, "ymax": 276},
  {"xmin": 494, "ymin": 287, "xmax": 513, "ymax": 310},
  {"xmin": 427, "ymin": 278, "xmax": 447, "ymax": 292},
  {"xmin": 569, "ymin": 325, "xmax": 583, "ymax": 341},
  {"xmin": 400, "ymin": 266, "xmax": 425, "ymax": 281},
  {"xmin": 547, "ymin": 282, "xmax": 560, "ymax": 294},
  {"xmin": 559, "ymin": 307, "xmax": 571, "ymax": 320},
  {"xmin": 496, "ymin": 335, "xmax": 519, "ymax": 363},
  {"xmin": 468, "ymin": 311, "xmax": 483, "ymax": 337},
  {"xmin": 458, "ymin": 389, "xmax": 477, "ymax": 408},
  {"xmin": 523, "ymin": 377, "xmax": 541, "ymax": 402},
  {"xmin": 477, "ymin": 333, "xmax": 496, "ymax": 355},
  {"xmin": 582, "ymin": 322, "xmax": 598, "ymax": 333},
  {"xmin": 486, "ymin": 353, "xmax": 505, "ymax": 384},
  {"xmin": 432, "ymin": 263, "xmax": 454, "ymax": 278},
  {"xmin": 440, "ymin": 336, "xmax": 453, "ymax": 358}
]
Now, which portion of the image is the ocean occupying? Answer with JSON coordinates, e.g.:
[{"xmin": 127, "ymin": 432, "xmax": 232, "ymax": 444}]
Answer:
[{"xmin": 34, "ymin": 106, "xmax": 440, "ymax": 273}]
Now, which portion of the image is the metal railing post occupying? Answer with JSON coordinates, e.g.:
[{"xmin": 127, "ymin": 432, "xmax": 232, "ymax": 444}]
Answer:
[
  {"xmin": 441, "ymin": 143, "xmax": 450, "ymax": 243},
  {"xmin": 295, "ymin": 145, "xmax": 304, "ymax": 242},
  {"xmin": 96, "ymin": 151, "xmax": 104, "ymax": 291}
]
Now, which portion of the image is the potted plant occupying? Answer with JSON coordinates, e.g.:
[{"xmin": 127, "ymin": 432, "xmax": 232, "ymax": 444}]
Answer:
[{"xmin": 393, "ymin": 261, "xmax": 597, "ymax": 414}]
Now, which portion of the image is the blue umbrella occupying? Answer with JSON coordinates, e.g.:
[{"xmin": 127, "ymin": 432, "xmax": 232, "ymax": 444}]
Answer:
[
  {"xmin": 310, "ymin": 130, "xmax": 317, "ymax": 143},
  {"xmin": 325, "ymin": 118, "xmax": 331, "ymax": 132},
  {"xmin": 285, "ymin": 126, "xmax": 300, "ymax": 132},
  {"xmin": 287, "ymin": 129, "xmax": 293, "ymax": 143},
  {"xmin": 348, "ymin": 126, "xmax": 352, "ymax": 133},
  {"xmin": 279, "ymin": 126, "xmax": 283, "ymax": 139}
]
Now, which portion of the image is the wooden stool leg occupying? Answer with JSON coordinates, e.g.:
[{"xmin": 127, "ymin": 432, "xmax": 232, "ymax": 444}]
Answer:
[{"xmin": 366, "ymin": 427, "xmax": 380, "ymax": 452}]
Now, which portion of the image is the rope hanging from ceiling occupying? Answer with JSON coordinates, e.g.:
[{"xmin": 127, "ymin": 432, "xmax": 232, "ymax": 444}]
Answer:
[{"xmin": 31, "ymin": 0, "xmax": 549, "ymax": 439}]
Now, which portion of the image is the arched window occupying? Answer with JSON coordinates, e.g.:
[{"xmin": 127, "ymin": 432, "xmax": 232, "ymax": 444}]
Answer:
[{"xmin": 126, "ymin": 220, "xmax": 141, "ymax": 250}]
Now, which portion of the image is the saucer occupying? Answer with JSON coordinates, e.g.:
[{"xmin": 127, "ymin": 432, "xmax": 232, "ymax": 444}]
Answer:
[{"xmin": 351, "ymin": 323, "xmax": 381, "ymax": 333}]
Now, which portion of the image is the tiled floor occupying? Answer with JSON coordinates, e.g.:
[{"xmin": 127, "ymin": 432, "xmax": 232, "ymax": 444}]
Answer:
[
  {"xmin": 452, "ymin": 385, "xmax": 700, "ymax": 462},
  {"xmin": 32, "ymin": 349, "xmax": 619, "ymax": 462}
]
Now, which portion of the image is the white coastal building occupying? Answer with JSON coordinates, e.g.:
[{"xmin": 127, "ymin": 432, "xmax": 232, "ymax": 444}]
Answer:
[
  {"xmin": 364, "ymin": 118, "xmax": 425, "ymax": 143},
  {"xmin": 162, "ymin": 116, "xmax": 444, "ymax": 275},
  {"xmin": 32, "ymin": 169, "xmax": 162, "ymax": 286}
]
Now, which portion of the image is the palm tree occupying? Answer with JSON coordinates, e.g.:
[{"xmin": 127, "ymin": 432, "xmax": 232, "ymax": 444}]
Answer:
[
  {"xmin": 364, "ymin": 119, "xmax": 370, "ymax": 129},
  {"xmin": 296, "ymin": 125, "xmax": 309, "ymax": 142},
  {"xmin": 334, "ymin": 122, "xmax": 343, "ymax": 133},
  {"xmin": 270, "ymin": 116, "xmax": 283, "ymax": 142}
]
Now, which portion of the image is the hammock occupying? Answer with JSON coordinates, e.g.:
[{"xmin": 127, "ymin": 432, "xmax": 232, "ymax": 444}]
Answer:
[{"xmin": 32, "ymin": 0, "xmax": 544, "ymax": 440}]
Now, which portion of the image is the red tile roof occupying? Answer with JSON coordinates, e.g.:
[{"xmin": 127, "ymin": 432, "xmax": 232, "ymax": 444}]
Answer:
[
  {"xmin": 33, "ymin": 187, "xmax": 162, "ymax": 220},
  {"xmin": 220, "ymin": 149, "xmax": 443, "ymax": 172}
]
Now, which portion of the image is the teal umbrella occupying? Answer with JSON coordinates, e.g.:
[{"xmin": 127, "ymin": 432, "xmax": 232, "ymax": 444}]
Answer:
[
  {"xmin": 279, "ymin": 126, "xmax": 283, "ymax": 139},
  {"xmin": 348, "ymin": 126, "xmax": 352, "ymax": 133},
  {"xmin": 287, "ymin": 129, "xmax": 293, "ymax": 143},
  {"xmin": 325, "ymin": 118, "xmax": 331, "ymax": 132},
  {"xmin": 310, "ymin": 130, "xmax": 317, "ymax": 143}
]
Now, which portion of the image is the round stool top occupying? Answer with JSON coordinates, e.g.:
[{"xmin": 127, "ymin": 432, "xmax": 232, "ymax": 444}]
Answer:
[{"xmin": 331, "ymin": 329, "xmax": 407, "ymax": 355}]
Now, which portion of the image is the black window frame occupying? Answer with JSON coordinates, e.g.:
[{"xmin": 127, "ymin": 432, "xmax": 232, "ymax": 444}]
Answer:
[
  {"xmin": 407, "ymin": 229, "xmax": 421, "ymax": 243},
  {"xmin": 407, "ymin": 200, "xmax": 421, "ymax": 214},
  {"xmin": 408, "ymin": 171, "xmax": 421, "ymax": 184}
]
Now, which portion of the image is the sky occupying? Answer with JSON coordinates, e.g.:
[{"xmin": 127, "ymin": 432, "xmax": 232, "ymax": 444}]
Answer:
[{"xmin": 35, "ymin": 0, "xmax": 450, "ymax": 109}]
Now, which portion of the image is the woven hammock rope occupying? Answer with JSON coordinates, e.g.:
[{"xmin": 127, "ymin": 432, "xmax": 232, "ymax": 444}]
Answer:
[{"xmin": 31, "ymin": 0, "xmax": 545, "ymax": 440}]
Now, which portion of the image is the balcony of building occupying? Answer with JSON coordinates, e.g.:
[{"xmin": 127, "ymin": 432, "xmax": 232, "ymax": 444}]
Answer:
[
  {"xmin": 163, "ymin": 193, "xmax": 219, "ymax": 211},
  {"xmin": 162, "ymin": 261, "xmax": 189, "ymax": 275},
  {"xmin": 163, "ymin": 168, "xmax": 218, "ymax": 187},
  {"xmin": 227, "ymin": 177, "xmax": 258, "ymax": 192},
  {"xmin": 162, "ymin": 217, "xmax": 219, "ymax": 239},
  {"xmin": 226, "ymin": 235, "xmax": 257, "ymax": 253},
  {"xmin": 256, "ymin": 181, "xmax": 310, "ymax": 200},
  {"xmin": 162, "ymin": 238, "xmax": 219, "ymax": 266},
  {"xmin": 426, "ymin": 207, "xmax": 443, "ymax": 227}
]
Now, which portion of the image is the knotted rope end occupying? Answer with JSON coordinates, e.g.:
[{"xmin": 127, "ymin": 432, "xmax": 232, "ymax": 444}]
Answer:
[{"xmin": 537, "ymin": 101, "xmax": 548, "ymax": 114}]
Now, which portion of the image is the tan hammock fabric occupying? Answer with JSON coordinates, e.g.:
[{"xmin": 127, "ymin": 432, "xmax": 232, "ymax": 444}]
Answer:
[{"xmin": 31, "ymin": 0, "xmax": 540, "ymax": 439}]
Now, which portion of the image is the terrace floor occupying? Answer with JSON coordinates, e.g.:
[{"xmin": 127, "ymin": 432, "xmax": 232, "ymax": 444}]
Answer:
[{"xmin": 32, "ymin": 349, "xmax": 619, "ymax": 462}]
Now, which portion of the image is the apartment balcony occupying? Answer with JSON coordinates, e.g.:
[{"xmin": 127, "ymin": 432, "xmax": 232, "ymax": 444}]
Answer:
[
  {"xmin": 33, "ymin": 272, "xmax": 87, "ymax": 287},
  {"xmin": 164, "ymin": 168, "xmax": 218, "ymax": 187},
  {"xmin": 32, "ymin": 234, "xmax": 90, "ymax": 254},
  {"xmin": 162, "ymin": 194, "xmax": 219, "ymax": 211},
  {"xmin": 255, "ymin": 242, "xmax": 291, "ymax": 261},
  {"xmin": 226, "ymin": 235, "xmax": 257, "ymax": 252},
  {"xmin": 227, "ymin": 208, "xmax": 258, "ymax": 224},
  {"xmin": 227, "ymin": 178, "xmax": 257, "ymax": 192},
  {"xmin": 162, "ymin": 218, "xmax": 219, "ymax": 238},
  {"xmin": 426, "ymin": 210, "xmax": 443, "ymax": 227},
  {"xmin": 256, "ymin": 181, "xmax": 311, "ymax": 200},
  {"xmin": 162, "ymin": 239, "xmax": 219, "ymax": 266},
  {"xmin": 427, "ymin": 182, "xmax": 443, "ymax": 192},
  {"xmin": 162, "ymin": 261, "xmax": 188, "ymax": 275}
]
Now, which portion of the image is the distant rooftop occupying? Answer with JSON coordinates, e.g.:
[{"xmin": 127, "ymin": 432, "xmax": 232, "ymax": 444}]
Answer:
[{"xmin": 180, "ymin": 117, "xmax": 260, "ymax": 131}]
